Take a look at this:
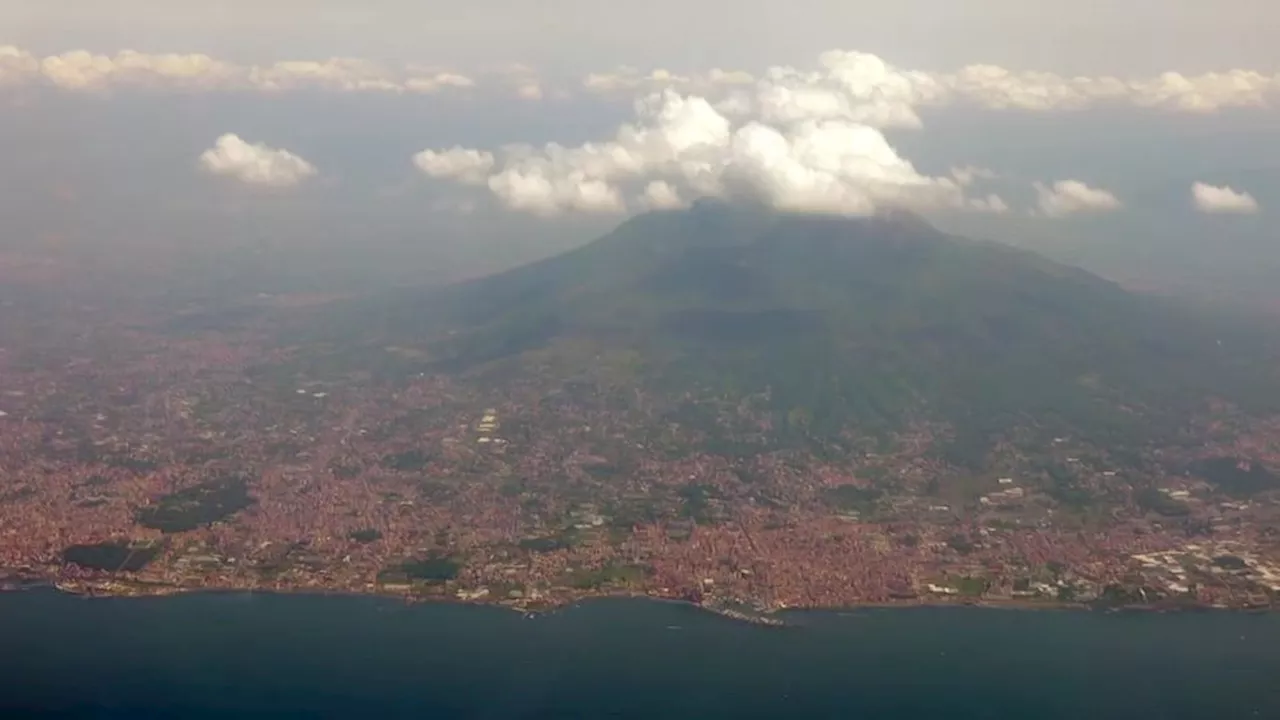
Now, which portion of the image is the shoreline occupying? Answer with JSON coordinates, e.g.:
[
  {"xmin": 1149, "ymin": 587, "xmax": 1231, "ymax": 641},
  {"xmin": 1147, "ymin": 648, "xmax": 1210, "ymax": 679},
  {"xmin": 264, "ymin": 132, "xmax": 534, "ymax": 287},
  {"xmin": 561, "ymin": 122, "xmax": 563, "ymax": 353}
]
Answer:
[{"xmin": 3, "ymin": 573, "xmax": 1263, "ymax": 623}]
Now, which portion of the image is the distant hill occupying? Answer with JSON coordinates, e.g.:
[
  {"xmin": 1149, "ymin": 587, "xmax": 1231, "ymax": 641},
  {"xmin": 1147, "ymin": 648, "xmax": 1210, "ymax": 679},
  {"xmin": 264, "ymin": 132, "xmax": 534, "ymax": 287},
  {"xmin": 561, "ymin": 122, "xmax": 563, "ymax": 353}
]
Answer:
[{"xmin": 295, "ymin": 201, "xmax": 1280, "ymax": 466}]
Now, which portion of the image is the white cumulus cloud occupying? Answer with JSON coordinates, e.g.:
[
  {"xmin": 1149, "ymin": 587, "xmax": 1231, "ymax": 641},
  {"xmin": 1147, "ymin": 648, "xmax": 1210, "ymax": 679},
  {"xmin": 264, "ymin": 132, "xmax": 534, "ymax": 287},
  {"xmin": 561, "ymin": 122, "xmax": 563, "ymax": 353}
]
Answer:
[
  {"xmin": 0, "ymin": 46, "xmax": 486, "ymax": 95},
  {"xmin": 514, "ymin": 81, "xmax": 544, "ymax": 100},
  {"xmin": 950, "ymin": 166, "xmax": 999, "ymax": 187},
  {"xmin": 412, "ymin": 88, "xmax": 1008, "ymax": 217},
  {"xmin": 198, "ymin": 134, "xmax": 318, "ymax": 187},
  {"xmin": 642, "ymin": 180, "xmax": 684, "ymax": 210},
  {"xmin": 249, "ymin": 58, "xmax": 401, "ymax": 92},
  {"xmin": 420, "ymin": 46, "xmax": 1280, "ymax": 219},
  {"xmin": 480, "ymin": 62, "xmax": 546, "ymax": 101},
  {"xmin": 39, "ymin": 49, "xmax": 241, "ymax": 90},
  {"xmin": 402, "ymin": 67, "xmax": 476, "ymax": 94},
  {"xmin": 0, "ymin": 45, "xmax": 40, "ymax": 85},
  {"xmin": 1191, "ymin": 182, "xmax": 1260, "ymax": 214},
  {"xmin": 1033, "ymin": 180, "xmax": 1122, "ymax": 217},
  {"xmin": 1131, "ymin": 71, "xmax": 1276, "ymax": 112},
  {"xmin": 583, "ymin": 66, "xmax": 754, "ymax": 96},
  {"xmin": 501, "ymin": 51, "xmax": 1275, "ymax": 217},
  {"xmin": 412, "ymin": 147, "xmax": 495, "ymax": 185},
  {"xmin": 6, "ymin": 44, "xmax": 1275, "ymax": 112},
  {"xmin": 581, "ymin": 50, "xmax": 1280, "ymax": 116}
]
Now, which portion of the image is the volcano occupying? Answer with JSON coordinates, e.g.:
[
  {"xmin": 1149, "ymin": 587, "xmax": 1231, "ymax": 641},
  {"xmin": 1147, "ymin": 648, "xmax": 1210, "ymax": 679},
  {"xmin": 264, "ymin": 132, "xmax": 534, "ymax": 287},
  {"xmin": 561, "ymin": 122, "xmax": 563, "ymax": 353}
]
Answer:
[{"xmin": 297, "ymin": 201, "xmax": 1280, "ymax": 467}]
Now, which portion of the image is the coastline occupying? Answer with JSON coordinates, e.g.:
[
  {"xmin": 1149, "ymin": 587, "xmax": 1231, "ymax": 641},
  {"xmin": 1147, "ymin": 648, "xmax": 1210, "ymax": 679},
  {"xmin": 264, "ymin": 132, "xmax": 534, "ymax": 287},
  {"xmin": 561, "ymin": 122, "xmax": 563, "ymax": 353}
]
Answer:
[{"xmin": 3, "ymin": 571, "xmax": 1257, "ymax": 624}]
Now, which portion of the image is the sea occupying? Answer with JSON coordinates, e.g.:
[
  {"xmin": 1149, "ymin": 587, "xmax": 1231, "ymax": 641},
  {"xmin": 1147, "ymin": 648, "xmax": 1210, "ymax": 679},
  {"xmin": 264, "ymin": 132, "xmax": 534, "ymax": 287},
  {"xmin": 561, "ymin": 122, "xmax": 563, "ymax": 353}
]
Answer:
[{"xmin": 1, "ymin": 589, "xmax": 1278, "ymax": 719}]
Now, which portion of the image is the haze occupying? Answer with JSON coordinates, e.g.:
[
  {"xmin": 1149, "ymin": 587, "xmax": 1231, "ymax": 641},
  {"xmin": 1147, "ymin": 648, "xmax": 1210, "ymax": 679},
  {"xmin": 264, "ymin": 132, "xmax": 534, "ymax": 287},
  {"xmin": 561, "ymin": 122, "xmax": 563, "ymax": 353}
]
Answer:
[{"xmin": 1, "ymin": 0, "xmax": 1278, "ymax": 309}]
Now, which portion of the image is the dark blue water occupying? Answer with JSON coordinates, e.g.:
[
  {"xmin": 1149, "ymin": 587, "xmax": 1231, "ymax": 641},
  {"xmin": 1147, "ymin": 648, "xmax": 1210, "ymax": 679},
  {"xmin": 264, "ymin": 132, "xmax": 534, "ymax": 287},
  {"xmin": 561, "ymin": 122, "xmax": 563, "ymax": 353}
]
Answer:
[{"xmin": 1, "ymin": 589, "xmax": 1277, "ymax": 719}]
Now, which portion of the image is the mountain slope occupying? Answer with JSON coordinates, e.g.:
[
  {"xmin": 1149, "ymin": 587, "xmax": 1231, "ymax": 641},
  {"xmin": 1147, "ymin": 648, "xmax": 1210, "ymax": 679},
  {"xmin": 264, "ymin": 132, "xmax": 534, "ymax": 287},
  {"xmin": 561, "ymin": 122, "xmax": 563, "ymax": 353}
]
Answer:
[{"xmin": 300, "ymin": 202, "xmax": 1280, "ymax": 464}]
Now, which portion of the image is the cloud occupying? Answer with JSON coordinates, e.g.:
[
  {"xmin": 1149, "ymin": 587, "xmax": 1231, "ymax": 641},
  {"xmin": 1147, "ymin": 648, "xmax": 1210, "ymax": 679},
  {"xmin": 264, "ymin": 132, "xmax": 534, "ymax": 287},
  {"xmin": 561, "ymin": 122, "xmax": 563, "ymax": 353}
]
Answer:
[
  {"xmin": 641, "ymin": 180, "xmax": 684, "ymax": 210},
  {"xmin": 969, "ymin": 194, "xmax": 1011, "ymax": 215},
  {"xmin": 413, "ymin": 89, "xmax": 1007, "ymax": 217},
  {"xmin": 249, "ymin": 58, "xmax": 403, "ymax": 92},
  {"xmin": 198, "ymin": 134, "xmax": 318, "ymax": 187},
  {"xmin": 419, "ymin": 46, "xmax": 1278, "ymax": 219},
  {"xmin": 412, "ymin": 147, "xmax": 495, "ymax": 185},
  {"xmin": 583, "ymin": 66, "xmax": 755, "ymax": 95},
  {"xmin": 488, "ymin": 168, "xmax": 626, "ymax": 215},
  {"xmin": 950, "ymin": 166, "xmax": 999, "ymax": 187},
  {"xmin": 514, "ymin": 81, "xmax": 544, "ymax": 100},
  {"xmin": 1191, "ymin": 182, "xmax": 1260, "ymax": 214},
  {"xmin": 401, "ymin": 66, "xmax": 476, "ymax": 94},
  {"xmin": 486, "ymin": 63, "xmax": 544, "ymax": 100},
  {"xmin": 0, "ymin": 45, "xmax": 39, "ymax": 85},
  {"xmin": 7, "ymin": 44, "xmax": 1275, "ymax": 112},
  {"xmin": 0, "ymin": 46, "xmax": 484, "ymax": 95},
  {"xmin": 752, "ymin": 51, "xmax": 944, "ymax": 129},
  {"xmin": 1033, "ymin": 180, "xmax": 1122, "ymax": 217},
  {"xmin": 1130, "ymin": 71, "xmax": 1276, "ymax": 112},
  {"xmin": 581, "ymin": 50, "xmax": 1280, "ymax": 116},
  {"xmin": 39, "ymin": 49, "xmax": 242, "ymax": 90}
]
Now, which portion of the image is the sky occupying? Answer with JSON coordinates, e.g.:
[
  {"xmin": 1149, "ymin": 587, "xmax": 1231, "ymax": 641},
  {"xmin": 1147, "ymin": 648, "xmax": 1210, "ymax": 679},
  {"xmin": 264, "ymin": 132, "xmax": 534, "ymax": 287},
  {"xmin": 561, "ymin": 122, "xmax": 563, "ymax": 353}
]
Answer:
[
  {"xmin": 1, "ymin": 1, "xmax": 1278, "ymax": 305},
  {"xmin": 4, "ymin": 1, "xmax": 1279, "ymax": 73}
]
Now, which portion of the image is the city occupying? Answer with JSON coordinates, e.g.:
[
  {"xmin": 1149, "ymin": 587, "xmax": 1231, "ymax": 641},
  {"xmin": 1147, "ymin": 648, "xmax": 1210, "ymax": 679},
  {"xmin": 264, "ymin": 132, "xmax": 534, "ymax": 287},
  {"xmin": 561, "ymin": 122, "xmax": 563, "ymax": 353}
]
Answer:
[{"xmin": 2, "ymin": 276, "xmax": 1279, "ymax": 621}]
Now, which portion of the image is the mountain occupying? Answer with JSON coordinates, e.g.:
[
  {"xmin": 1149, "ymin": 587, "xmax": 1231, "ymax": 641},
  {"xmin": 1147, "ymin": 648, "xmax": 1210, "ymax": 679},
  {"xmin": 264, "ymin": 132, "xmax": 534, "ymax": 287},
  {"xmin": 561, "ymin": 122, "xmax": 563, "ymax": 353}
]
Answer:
[{"xmin": 295, "ymin": 201, "xmax": 1280, "ymax": 467}]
